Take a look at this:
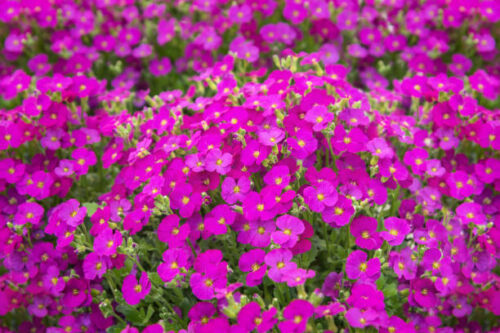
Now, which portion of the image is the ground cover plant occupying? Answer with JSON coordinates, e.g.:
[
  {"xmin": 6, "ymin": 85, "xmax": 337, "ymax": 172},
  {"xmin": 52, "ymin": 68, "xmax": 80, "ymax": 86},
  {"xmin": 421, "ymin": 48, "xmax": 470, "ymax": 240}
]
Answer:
[{"xmin": 0, "ymin": 0, "xmax": 499, "ymax": 332}]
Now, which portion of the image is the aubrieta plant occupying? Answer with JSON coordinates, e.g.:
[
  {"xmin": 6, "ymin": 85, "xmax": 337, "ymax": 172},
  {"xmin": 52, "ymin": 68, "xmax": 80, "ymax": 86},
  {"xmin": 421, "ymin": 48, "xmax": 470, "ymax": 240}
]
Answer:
[{"xmin": 0, "ymin": 0, "xmax": 499, "ymax": 332}]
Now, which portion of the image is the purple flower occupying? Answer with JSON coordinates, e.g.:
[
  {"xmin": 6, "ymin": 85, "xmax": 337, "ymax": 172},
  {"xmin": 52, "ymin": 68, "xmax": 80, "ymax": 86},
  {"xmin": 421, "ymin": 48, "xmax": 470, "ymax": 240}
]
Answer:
[
  {"xmin": 303, "ymin": 181, "xmax": 338, "ymax": 213},
  {"xmin": 322, "ymin": 195, "xmax": 354, "ymax": 227},
  {"xmin": 411, "ymin": 279, "xmax": 438, "ymax": 308},
  {"xmin": 350, "ymin": 216, "xmax": 383, "ymax": 250},
  {"xmin": 205, "ymin": 149, "xmax": 232, "ymax": 174},
  {"xmin": 221, "ymin": 176, "xmax": 250, "ymax": 204},
  {"xmin": 271, "ymin": 215, "xmax": 305, "ymax": 248},
  {"xmin": 345, "ymin": 250, "xmax": 380, "ymax": 281},
  {"xmin": 263, "ymin": 165, "xmax": 291, "ymax": 189},
  {"xmin": 282, "ymin": 267, "xmax": 316, "ymax": 287},
  {"xmin": 278, "ymin": 300, "xmax": 314, "ymax": 332},
  {"xmin": 237, "ymin": 302, "xmax": 277, "ymax": 333},
  {"xmin": 93, "ymin": 228, "xmax": 122, "ymax": 256},
  {"xmin": 258, "ymin": 127, "xmax": 285, "ymax": 147},
  {"xmin": 205, "ymin": 204, "xmax": 236, "ymax": 235},
  {"xmin": 122, "ymin": 272, "xmax": 151, "ymax": 305},
  {"xmin": 42, "ymin": 265, "xmax": 65, "ymax": 296},
  {"xmin": 71, "ymin": 148, "xmax": 97, "ymax": 175},
  {"xmin": 158, "ymin": 215, "xmax": 190, "ymax": 248},
  {"xmin": 304, "ymin": 105, "xmax": 334, "ymax": 132},
  {"xmin": 28, "ymin": 296, "xmax": 51, "ymax": 318},
  {"xmin": 287, "ymin": 129, "xmax": 318, "ymax": 160},
  {"xmin": 456, "ymin": 202, "xmax": 486, "ymax": 225},
  {"xmin": 452, "ymin": 297, "xmax": 473, "ymax": 317},
  {"xmin": 238, "ymin": 249, "xmax": 267, "ymax": 287},
  {"xmin": 158, "ymin": 248, "xmax": 191, "ymax": 282},
  {"xmin": 380, "ymin": 217, "xmax": 410, "ymax": 246},
  {"xmin": 265, "ymin": 248, "xmax": 296, "ymax": 283},
  {"xmin": 345, "ymin": 307, "xmax": 377, "ymax": 328},
  {"xmin": 14, "ymin": 202, "xmax": 44, "ymax": 226},
  {"xmin": 237, "ymin": 219, "xmax": 275, "ymax": 248},
  {"xmin": 190, "ymin": 250, "xmax": 227, "ymax": 300},
  {"xmin": 83, "ymin": 252, "xmax": 108, "ymax": 280},
  {"xmin": 367, "ymin": 138, "xmax": 394, "ymax": 159},
  {"xmin": 242, "ymin": 190, "xmax": 277, "ymax": 221},
  {"xmin": 150, "ymin": 58, "xmax": 172, "ymax": 76}
]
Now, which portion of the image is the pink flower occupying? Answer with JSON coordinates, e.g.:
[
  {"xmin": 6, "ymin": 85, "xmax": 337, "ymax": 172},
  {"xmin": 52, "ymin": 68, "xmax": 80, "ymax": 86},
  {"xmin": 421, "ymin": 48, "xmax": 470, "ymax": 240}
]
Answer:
[
  {"xmin": 350, "ymin": 215, "xmax": 383, "ymax": 250},
  {"xmin": 93, "ymin": 228, "xmax": 122, "ymax": 256},
  {"xmin": 122, "ymin": 272, "xmax": 151, "ymax": 305},
  {"xmin": 158, "ymin": 215, "xmax": 190, "ymax": 248},
  {"xmin": 205, "ymin": 149, "xmax": 232, "ymax": 175},
  {"xmin": 271, "ymin": 215, "xmax": 305, "ymax": 248}
]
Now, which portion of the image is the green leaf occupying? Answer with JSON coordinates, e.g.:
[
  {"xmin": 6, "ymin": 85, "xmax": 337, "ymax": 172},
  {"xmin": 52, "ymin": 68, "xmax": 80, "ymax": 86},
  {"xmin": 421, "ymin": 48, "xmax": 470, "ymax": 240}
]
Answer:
[
  {"xmin": 82, "ymin": 202, "xmax": 99, "ymax": 217},
  {"xmin": 149, "ymin": 272, "xmax": 164, "ymax": 287},
  {"xmin": 107, "ymin": 323, "xmax": 127, "ymax": 333},
  {"xmin": 116, "ymin": 304, "xmax": 143, "ymax": 325},
  {"xmin": 141, "ymin": 305, "xmax": 155, "ymax": 325}
]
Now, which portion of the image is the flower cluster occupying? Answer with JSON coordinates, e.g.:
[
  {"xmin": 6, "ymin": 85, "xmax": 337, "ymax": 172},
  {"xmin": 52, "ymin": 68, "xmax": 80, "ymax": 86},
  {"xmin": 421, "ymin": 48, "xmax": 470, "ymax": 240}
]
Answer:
[{"xmin": 0, "ymin": 0, "xmax": 499, "ymax": 333}]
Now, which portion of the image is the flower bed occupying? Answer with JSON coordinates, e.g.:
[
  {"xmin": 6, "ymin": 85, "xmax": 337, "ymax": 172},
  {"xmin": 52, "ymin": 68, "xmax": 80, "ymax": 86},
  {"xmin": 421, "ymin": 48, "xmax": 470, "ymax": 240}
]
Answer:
[{"xmin": 0, "ymin": 1, "xmax": 499, "ymax": 332}]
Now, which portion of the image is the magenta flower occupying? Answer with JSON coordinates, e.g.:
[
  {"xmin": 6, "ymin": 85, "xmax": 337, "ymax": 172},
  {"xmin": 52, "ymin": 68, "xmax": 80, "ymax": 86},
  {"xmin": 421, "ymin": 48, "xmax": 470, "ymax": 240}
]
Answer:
[
  {"xmin": 59, "ymin": 199, "xmax": 87, "ymax": 228},
  {"xmin": 403, "ymin": 148, "xmax": 428, "ymax": 175},
  {"xmin": 367, "ymin": 138, "xmax": 394, "ymax": 159},
  {"xmin": 241, "ymin": 139, "xmax": 270, "ymax": 166},
  {"xmin": 158, "ymin": 248, "xmax": 191, "ymax": 283},
  {"xmin": 345, "ymin": 307, "xmax": 377, "ymax": 328},
  {"xmin": 237, "ymin": 219, "xmax": 275, "ymax": 248},
  {"xmin": 205, "ymin": 204, "xmax": 236, "ymax": 235},
  {"xmin": 221, "ymin": 176, "xmax": 250, "ymax": 204},
  {"xmin": 170, "ymin": 183, "xmax": 202, "ymax": 218},
  {"xmin": 150, "ymin": 58, "xmax": 172, "ymax": 76},
  {"xmin": 158, "ymin": 215, "xmax": 190, "ymax": 248},
  {"xmin": 122, "ymin": 272, "xmax": 151, "ymax": 305},
  {"xmin": 305, "ymin": 105, "xmax": 334, "ymax": 132},
  {"xmin": 278, "ymin": 299, "xmax": 314, "ymax": 332},
  {"xmin": 322, "ymin": 195, "xmax": 354, "ymax": 227},
  {"xmin": 0, "ymin": 158, "xmax": 25, "ymax": 184},
  {"xmin": 242, "ymin": 190, "xmax": 277, "ymax": 221},
  {"xmin": 287, "ymin": 129, "xmax": 318, "ymax": 160},
  {"xmin": 238, "ymin": 249, "xmax": 267, "ymax": 287},
  {"xmin": 345, "ymin": 250, "xmax": 380, "ymax": 281},
  {"xmin": 350, "ymin": 216, "xmax": 383, "ymax": 250},
  {"xmin": 380, "ymin": 217, "xmax": 410, "ymax": 246},
  {"xmin": 71, "ymin": 148, "xmax": 97, "ymax": 175},
  {"xmin": 265, "ymin": 248, "xmax": 296, "ymax": 283},
  {"xmin": 271, "ymin": 215, "xmax": 305, "ymax": 248},
  {"xmin": 258, "ymin": 127, "xmax": 285, "ymax": 147},
  {"xmin": 303, "ymin": 181, "xmax": 338, "ymax": 213},
  {"xmin": 190, "ymin": 250, "xmax": 227, "ymax": 300},
  {"xmin": 237, "ymin": 302, "xmax": 277, "ymax": 333},
  {"xmin": 14, "ymin": 202, "xmax": 44, "ymax": 226},
  {"xmin": 42, "ymin": 265, "xmax": 65, "ymax": 296},
  {"xmin": 456, "ymin": 202, "xmax": 486, "ymax": 225},
  {"xmin": 475, "ymin": 158, "xmax": 500, "ymax": 184},
  {"xmin": 83, "ymin": 252, "xmax": 108, "ymax": 280},
  {"xmin": 411, "ymin": 279, "xmax": 438, "ymax": 309},
  {"xmin": 205, "ymin": 149, "xmax": 232, "ymax": 174},
  {"xmin": 263, "ymin": 165, "xmax": 291, "ymax": 188},
  {"xmin": 28, "ymin": 296, "xmax": 51, "ymax": 318},
  {"xmin": 93, "ymin": 228, "xmax": 122, "ymax": 256},
  {"xmin": 282, "ymin": 267, "xmax": 316, "ymax": 287}
]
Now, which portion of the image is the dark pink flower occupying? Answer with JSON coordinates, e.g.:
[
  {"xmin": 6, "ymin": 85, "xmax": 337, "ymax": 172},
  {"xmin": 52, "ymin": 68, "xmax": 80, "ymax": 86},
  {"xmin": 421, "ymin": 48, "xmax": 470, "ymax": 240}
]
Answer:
[
  {"xmin": 380, "ymin": 217, "xmax": 410, "ymax": 246},
  {"xmin": 93, "ymin": 228, "xmax": 122, "ymax": 256},
  {"xmin": 158, "ymin": 215, "xmax": 190, "ymax": 248},
  {"xmin": 350, "ymin": 216, "xmax": 383, "ymax": 250},
  {"xmin": 345, "ymin": 250, "xmax": 380, "ymax": 281},
  {"xmin": 122, "ymin": 272, "xmax": 151, "ymax": 305},
  {"xmin": 271, "ymin": 215, "xmax": 304, "ymax": 248}
]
